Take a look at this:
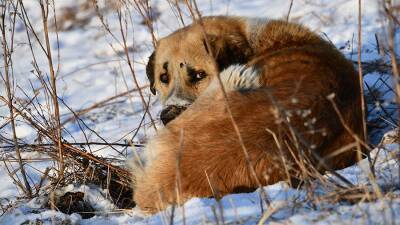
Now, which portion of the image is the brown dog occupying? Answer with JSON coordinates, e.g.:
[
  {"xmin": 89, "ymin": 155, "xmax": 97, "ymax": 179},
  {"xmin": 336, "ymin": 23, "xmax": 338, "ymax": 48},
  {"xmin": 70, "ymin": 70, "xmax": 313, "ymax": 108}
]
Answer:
[{"xmin": 132, "ymin": 16, "xmax": 364, "ymax": 213}]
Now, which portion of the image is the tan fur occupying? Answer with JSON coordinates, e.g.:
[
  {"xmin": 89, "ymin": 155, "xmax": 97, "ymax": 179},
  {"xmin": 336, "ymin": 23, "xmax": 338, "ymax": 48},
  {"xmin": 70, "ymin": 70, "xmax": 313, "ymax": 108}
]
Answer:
[{"xmin": 133, "ymin": 16, "xmax": 364, "ymax": 213}]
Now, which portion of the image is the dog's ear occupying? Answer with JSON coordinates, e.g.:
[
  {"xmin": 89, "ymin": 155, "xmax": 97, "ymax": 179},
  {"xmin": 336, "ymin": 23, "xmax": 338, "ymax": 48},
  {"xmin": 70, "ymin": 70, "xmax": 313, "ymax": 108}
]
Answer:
[
  {"xmin": 203, "ymin": 34, "xmax": 253, "ymax": 71},
  {"xmin": 146, "ymin": 51, "xmax": 156, "ymax": 95}
]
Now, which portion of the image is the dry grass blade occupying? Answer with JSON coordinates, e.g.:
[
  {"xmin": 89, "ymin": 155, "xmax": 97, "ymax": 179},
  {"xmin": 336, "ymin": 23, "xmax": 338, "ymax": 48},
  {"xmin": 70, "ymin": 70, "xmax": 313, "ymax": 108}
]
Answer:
[
  {"xmin": 61, "ymin": 86, "xmax": 148, "ymax": 125},
  {"xmin": 38, "ymin": 0, "xmax": 65, "ymax": 179},
  {"xmin": 357, "ymin": 0, "xmax": 368, "ymax": 150},
  {"xmin": 0, "ymin": 95, "xmax": 134, "ymax": 207},
  {"xmin": 92, "ymin": 0, "xmax": 158, "ymax": 132},
  {"xmin": 0, "ymin": 0, "xmax": 32, "ymax": 198}
]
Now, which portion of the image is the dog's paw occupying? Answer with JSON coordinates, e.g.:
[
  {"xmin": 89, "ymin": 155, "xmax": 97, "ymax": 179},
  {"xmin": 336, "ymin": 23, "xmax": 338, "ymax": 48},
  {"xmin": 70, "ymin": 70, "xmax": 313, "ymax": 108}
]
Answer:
[{"xmin": 209, "ymin": 65, "xmax": 262, "ymax": 93}]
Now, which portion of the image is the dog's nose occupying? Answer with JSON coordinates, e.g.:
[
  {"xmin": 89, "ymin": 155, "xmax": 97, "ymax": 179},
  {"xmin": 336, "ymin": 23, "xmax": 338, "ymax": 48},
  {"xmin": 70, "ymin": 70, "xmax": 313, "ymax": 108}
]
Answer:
[{"xmin": 160, "ymin": 105, "xmax": 187, "ymax": 125}]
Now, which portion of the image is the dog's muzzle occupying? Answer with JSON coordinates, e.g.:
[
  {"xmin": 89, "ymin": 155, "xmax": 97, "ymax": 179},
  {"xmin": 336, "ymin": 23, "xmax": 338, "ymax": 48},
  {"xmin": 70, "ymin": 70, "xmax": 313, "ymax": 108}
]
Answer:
[{"xmin": 160, "ymin": 105, "xmax": 187, "ymax": 125}]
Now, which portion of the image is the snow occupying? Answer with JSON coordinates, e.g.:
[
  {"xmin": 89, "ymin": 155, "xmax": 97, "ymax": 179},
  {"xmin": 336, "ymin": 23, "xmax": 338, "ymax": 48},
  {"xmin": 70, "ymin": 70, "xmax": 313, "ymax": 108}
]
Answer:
[
  {"xmin": 1, "ymin": 135, "xmax": 398, "ymax": 225},
  {"xmin": 0, "ymin": 0, "xmax": 398, "ymax": 224}
]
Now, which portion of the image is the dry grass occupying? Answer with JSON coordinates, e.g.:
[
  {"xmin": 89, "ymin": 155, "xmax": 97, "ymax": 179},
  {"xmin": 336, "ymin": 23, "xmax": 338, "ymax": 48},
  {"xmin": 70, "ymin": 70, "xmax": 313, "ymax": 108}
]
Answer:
[{"xmin": 0, "ymin": 0, "xmax": 398, "ymax": 223}]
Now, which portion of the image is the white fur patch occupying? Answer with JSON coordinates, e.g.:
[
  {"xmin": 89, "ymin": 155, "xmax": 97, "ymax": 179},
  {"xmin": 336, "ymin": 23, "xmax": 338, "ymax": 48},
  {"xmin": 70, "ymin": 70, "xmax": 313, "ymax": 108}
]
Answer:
[
  {"xmin": 131, "ymin": 136, "xmax": 160, "ymax": 170},
  {"xmin": 207, "ymin": 65, "xmax": 262, "ymax": 93},
  {"xmin": 164, "ymin": 95, "xmax": 192, "ymax": 108}
]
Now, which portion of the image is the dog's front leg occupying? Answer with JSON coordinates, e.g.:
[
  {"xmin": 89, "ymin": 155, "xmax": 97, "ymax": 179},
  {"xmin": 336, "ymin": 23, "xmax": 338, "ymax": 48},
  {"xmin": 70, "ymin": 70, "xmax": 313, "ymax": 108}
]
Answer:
[{"xmin": 132, "ymin": 132, "xmax": 182, "ymax": 213}]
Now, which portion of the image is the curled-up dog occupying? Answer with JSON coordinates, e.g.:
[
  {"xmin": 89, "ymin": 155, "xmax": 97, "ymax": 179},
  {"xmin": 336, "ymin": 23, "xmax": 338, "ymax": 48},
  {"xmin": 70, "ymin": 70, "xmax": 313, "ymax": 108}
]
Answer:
[{"xmin": 131, "ymin": 16, "xmax": 364, "ymax": 213}]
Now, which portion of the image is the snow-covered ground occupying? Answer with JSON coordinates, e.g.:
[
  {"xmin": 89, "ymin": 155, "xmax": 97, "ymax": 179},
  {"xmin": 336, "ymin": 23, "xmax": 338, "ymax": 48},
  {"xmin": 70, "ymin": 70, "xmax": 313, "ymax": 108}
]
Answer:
[
  {"xmin": 1, "ymin": 130, "xmax": 399, "ymax": 225},
  {"xmin": 0, "ymin": 0, "xmax": 398, "ymax": 224}
]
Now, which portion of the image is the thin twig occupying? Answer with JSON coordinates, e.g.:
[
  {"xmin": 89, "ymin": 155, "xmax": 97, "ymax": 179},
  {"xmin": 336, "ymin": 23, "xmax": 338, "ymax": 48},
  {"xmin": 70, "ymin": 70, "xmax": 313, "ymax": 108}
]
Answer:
[
  {"xmin": 0, "ymin": 0, "xmax": 32, "ymax": 197},
  {"xmin": 286, "ymin": 0, "xmax": 294, "ymax": 21},
  {"xmin": 0, "ymin": 142, "xmax": 144, "ymax": 149},
  {"xmin": 39, "ymin": 0, "xmax": 65, "ymax": 178},
  {"xmin": 357, "ymin": 0, "xmax": 368, "ymax": 149},
  {"xmin": 61, "ymin": 86, "xmax": 148, "ymax": 125}
]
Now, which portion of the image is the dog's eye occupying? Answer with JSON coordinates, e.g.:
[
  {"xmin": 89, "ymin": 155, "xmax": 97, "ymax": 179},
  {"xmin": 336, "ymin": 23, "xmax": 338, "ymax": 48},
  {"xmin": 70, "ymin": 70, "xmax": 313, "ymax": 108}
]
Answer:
[
  {"xmin": 160, "ymin": 73, "xmax": 169, "ymax": 84},
  {"xmin": 187, "ymin": 66, "xmax": 207, "ymax": 84},
  {"xmin": 194, "ymin": 71, "xmax": 206, "ymax": 81}
]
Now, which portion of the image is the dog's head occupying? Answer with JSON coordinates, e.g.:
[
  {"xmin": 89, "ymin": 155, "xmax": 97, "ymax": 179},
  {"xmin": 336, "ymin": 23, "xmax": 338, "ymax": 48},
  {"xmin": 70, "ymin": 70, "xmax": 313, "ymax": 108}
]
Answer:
[{"xmin": 146, "ymin": 17, "xmax": 253, "ymax": 125}]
